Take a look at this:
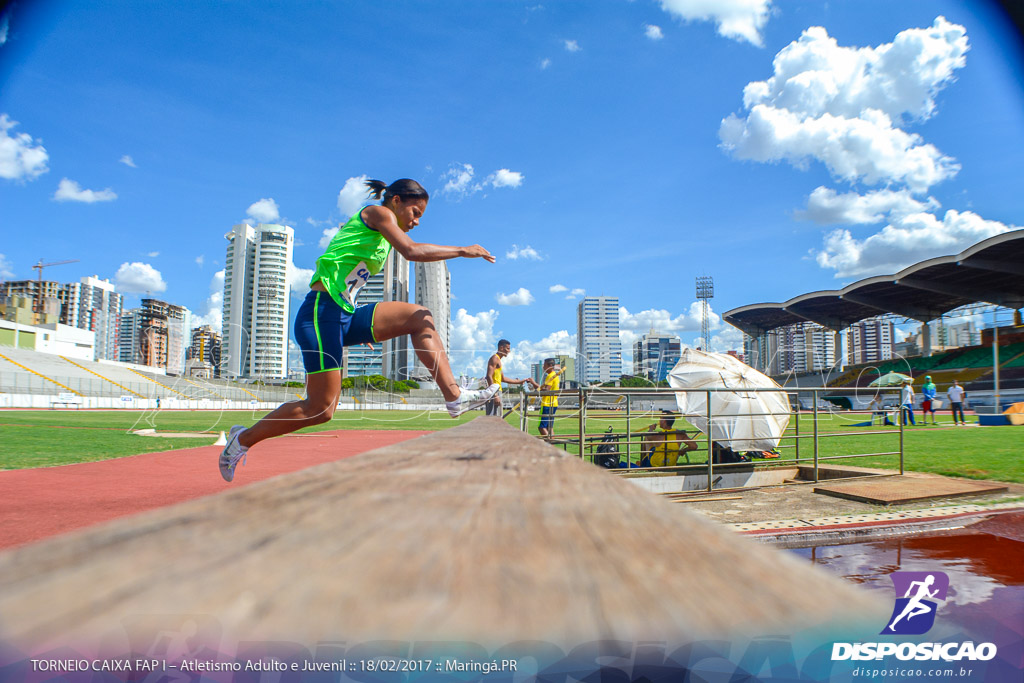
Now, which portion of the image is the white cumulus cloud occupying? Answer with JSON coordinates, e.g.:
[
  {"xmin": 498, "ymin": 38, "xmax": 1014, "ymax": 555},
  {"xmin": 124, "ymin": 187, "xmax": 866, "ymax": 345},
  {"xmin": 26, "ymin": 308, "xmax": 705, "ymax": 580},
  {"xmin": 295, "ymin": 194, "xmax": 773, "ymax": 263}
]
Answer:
[
  {"xmin": 719, "ymin": 18, "xmax": 968, "ymax": 193},
  {"xmin": 442, "ymin": 163, "xmax": 476, "ymax": 197},
  {"xmin": 337, "ymin": 175, "xmax": 370, "ymax": 216},
  {"xmin": 503, "ymin": 330, "xmax": 577, "ymax": 377},
  {"xmin": 287, "ymin": 261, "xmax": 314, "ymax": 299},
  {"xmin": 506, "ymin": 244, "xmax": 542, "ymax": 260},
  {"xmin": 487, "ymin": 168, "xmax": 524, "ymax": 188},
  {"xmin": 814, "ymin": 209, "xmax": 1016, "ymax": 278},
  {"xmin": 618, "ymin": 303, "xmax": 725, "ymax": 351},
  {"xmin": 319, "ymin": 226, "xmax": 340, "ymax": 250},
  {"xmin": 742, "ymin": 19, "xmax": 968, "ymax": 124},
  {"xmin": 442, "ymin": 163, "xmax": 525, "ymax": 198},
  {"xmin": 540, "ymin": 58, "xmax": 551, "ymax": 70},
  {"xmin": 720, "ymin": 106, "xmax": 959, "ymax": 193},
  {"xmin": 797, "ymin": 187, "xmax": 941, "ymax": 225},
  {"xmin": 0, "ymin": 114, "xmax": 48, "ymax": 181},
  {"xmin": 496, "ymin": 287, "xmax": 535, "ymax": 306},
  {"xmin": 195, "ymin": 255, "xmax": 204, "ymax": 267},
  {"xmin": 549, "ymin": 284, "xmax": 568, "ymax": 293},
  {"xmin": 115, "ymin": 262, "xmax": 166, "ymax": 294},
  {"xmin": 565, "ymin": 288, "xmax": 586, "ymax": 300},
  {"xmin": 658, "ymin": 0, "xmax": 773, "ymax": 47},
  {"xmin": 644, "ymin": 24, "xmax": 664, "ymax": 40},
  {"xmin": 564, "ymin": 39, "xmax": 581, "ymax": 52},
  {"xmin": 448, "ymin": 308, "xmax": 500, "ymax": 377},
  {"xmin": 53, "ymin": 178, "xmax": 117, "ymax": 203},
  {"xmin": 246, "ymin": 197, "xmax": 280, "ymax": 223},
  {"xmin": 119, "ymin": 155, "xmax": 137, "ymax": 168}
]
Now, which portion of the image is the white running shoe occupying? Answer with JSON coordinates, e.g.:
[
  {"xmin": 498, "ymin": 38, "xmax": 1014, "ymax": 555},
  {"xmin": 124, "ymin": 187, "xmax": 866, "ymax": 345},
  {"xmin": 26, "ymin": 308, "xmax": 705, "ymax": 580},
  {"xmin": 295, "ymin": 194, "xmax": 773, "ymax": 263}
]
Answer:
[
  {"xmin": 446, "ymin": 384, "xmax": 500, "ymax": 418},
  {"xmin": 218, "ymin": 425, "xmax": 249, "ymax": 482}
]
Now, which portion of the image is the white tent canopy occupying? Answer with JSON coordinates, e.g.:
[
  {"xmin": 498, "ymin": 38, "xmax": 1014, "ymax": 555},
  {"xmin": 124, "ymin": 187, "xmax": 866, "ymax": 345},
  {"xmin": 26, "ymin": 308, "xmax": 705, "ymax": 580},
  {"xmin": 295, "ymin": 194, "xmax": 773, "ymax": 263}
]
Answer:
[{"xmin": 667, "ymin": 349, "xmax": 791, "ymax": 452}]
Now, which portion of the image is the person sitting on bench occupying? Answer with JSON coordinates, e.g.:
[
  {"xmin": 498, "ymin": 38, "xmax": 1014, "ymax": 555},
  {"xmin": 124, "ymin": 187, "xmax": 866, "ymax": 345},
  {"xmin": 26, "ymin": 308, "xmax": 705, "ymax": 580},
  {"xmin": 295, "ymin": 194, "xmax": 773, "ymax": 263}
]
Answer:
[{"xmin": 641, "ymin": 410, "xmax": 698, "ymax": 467}]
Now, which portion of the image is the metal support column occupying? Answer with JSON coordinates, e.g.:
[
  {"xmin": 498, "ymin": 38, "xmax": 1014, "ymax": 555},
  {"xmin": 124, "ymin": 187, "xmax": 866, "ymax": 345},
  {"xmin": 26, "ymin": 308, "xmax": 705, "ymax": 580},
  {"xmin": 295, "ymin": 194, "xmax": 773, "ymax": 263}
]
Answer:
[
  {"xmin": 812, "ymin": 389, "xmax": 820, "ymax": 482},
  {"xmin": 706, "ymin": 389, "xmax": 714, "ymax": 493},
  {"xmin": 625, "ymin": 394, "xmax": 632, "ymax": 464},
  {"xmin": 578, "ymin": 388, "xmax": 586, "ymax": 459}
]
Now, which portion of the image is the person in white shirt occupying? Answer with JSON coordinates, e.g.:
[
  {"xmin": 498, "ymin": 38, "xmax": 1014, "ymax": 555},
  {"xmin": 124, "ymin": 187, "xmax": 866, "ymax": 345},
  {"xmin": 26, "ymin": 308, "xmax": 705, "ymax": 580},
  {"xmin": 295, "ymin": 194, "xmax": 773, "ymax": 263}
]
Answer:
[
  {"xmin": 947, "ymin": 380, "xmax": 967, "ymax": 426},
  {"xmin": 901, "ymin": 380, "xmax": 916, "ymax": 426}
]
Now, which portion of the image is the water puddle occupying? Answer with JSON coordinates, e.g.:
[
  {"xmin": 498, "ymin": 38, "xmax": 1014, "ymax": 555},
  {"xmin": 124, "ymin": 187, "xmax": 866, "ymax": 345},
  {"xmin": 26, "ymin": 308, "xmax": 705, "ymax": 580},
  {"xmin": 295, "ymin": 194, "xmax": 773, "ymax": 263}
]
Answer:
[{"xmin": 787, "ymin": 512, "xmax": 1024, "ymax": 643}]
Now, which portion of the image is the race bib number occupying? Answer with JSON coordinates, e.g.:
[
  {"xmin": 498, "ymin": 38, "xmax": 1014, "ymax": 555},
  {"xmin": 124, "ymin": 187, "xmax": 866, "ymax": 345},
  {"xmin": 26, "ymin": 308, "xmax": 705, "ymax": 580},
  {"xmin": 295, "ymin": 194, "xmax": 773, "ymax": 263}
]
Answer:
[{"xmin": 343, "ymin": 261, "xmax": 372, "ymax": 306}]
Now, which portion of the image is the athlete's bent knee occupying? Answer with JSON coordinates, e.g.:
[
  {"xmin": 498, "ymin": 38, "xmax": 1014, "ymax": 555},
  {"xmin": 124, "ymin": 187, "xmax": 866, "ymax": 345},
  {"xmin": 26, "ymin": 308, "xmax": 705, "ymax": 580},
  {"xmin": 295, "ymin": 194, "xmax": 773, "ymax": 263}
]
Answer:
[
  {"xmin": 304, "ymin": 400, "xmax": 336, "ymax": 425},
  {"xmin": 411, "ymin": 305, "xmax": 435, "ymax": 331}
]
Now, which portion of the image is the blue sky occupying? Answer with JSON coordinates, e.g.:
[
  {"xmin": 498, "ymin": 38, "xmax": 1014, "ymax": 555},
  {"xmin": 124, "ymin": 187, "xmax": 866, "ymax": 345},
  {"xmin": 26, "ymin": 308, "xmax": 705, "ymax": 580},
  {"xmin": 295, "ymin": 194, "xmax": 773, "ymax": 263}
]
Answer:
[{"xmin": 1, "ymin": 1, "xmax": 1022, "ymax": 378}]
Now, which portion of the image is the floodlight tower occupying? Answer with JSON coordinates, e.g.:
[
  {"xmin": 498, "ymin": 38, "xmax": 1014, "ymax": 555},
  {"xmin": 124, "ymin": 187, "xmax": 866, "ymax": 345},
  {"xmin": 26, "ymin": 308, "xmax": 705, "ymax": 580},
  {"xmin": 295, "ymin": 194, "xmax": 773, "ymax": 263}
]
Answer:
[{"xmin": 696, "ymin": 275, "xmax": 714, "ymax": 351}]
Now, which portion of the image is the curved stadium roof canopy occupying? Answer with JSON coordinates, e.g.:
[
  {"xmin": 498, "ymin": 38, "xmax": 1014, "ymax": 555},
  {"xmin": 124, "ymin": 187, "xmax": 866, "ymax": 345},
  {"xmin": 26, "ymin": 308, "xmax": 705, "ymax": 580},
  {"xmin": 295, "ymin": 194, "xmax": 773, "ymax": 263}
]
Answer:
[{"xmin": 724, "ymin": 229, "xmax": 1024, "ymax": 338}]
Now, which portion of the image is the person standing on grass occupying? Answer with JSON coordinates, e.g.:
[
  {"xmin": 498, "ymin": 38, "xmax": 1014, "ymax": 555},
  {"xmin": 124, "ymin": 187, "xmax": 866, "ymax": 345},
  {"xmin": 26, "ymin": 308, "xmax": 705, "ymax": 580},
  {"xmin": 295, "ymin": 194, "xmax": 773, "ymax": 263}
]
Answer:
[
  {"xmin": 484, "ymin": 339, "xmax": 538, "ymax": 417},
  {"xmin": 901, "ymin": 379, "xmax": 917, "ymax": 426},
  {"xmin": 537, "ymin": 358, "xmax": 564, "ymax": 440},
  {"xmin": 947, "ymin": 379, "xmax": 967, "ymax": 426},
  {"xmin": 218, "ymin": 178, "xmax": 499, "ymax": 482},
  {"xmin": 921, "ymin": 375, "xmax": 938, "ymax": 425}
]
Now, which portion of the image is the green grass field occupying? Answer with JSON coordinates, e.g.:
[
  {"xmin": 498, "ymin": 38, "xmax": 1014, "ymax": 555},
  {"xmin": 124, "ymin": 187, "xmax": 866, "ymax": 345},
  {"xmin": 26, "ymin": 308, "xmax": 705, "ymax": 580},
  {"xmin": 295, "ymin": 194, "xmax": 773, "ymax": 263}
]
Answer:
[
  {"xmin": 0, "ymin": 409, "xmax": 477, "ymax": 469},
  {"xmin": 1, "ymin": 408, "xmax": 1021, "ymax": 483}
]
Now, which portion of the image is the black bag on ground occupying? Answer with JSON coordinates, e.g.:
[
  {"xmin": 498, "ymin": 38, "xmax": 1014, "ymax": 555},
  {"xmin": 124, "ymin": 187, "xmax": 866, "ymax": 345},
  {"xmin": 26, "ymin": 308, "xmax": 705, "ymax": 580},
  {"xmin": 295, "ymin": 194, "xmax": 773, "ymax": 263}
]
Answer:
[
  {"xmin": 594, "ymin": 428, "xmax": 621, "ymax": 469},
  {"xmin": 711, "ymin": 443, "xmax": 751, "ymax": 464}
]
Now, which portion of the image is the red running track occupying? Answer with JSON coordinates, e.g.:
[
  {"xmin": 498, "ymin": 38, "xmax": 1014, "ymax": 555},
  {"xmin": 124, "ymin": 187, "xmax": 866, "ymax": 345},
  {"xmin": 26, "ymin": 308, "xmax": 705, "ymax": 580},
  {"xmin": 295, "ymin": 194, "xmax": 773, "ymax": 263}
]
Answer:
[{"xmin": 0, "ymin": 429, "xmax": 430, "ymax": 551}]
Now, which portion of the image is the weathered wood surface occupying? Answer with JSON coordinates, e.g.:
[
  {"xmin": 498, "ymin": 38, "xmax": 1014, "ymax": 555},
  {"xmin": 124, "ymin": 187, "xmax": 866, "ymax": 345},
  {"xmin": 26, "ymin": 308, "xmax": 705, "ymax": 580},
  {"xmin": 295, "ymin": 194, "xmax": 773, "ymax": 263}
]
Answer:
[{"xmin": 0, "ymin": 418, "xmax": 883, "ymax": 649}]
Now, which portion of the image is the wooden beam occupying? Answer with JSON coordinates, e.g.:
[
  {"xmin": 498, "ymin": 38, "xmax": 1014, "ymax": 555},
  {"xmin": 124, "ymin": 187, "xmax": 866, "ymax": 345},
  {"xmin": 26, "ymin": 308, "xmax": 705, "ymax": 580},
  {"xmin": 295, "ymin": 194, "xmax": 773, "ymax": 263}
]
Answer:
[{"xmin": 0, "ymin": 418, "xmax": 883, "ymax": 650}]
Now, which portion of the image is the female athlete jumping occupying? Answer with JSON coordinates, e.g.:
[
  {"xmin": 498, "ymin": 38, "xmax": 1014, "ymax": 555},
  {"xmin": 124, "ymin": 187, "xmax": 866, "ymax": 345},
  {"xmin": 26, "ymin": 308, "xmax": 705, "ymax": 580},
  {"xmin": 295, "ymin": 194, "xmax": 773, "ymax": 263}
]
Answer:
[{"xmin": 218, "ymin": 178, "xmax": 498, "ymax": 482}]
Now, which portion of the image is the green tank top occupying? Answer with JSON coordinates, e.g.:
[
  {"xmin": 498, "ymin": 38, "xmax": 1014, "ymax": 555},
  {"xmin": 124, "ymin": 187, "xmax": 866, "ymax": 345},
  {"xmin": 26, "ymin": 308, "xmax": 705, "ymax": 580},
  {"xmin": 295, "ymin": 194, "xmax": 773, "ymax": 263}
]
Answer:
[{"xmin": 310, "ymin": 207, "xmax": 393, "ymax": 312}]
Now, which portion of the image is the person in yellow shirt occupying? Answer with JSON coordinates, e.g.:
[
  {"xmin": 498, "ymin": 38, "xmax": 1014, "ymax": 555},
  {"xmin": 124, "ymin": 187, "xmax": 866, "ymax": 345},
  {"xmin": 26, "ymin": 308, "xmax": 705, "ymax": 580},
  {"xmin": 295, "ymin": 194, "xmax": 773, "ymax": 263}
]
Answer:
[
  {"xmin": 641, "ymin": 411, "xmax": 698, "ymax": 467},
  {"xmin": 484, "ymin": 339, "xmax": 537, "ymax": 416},
  {"xmin": 538, "ymin": 358, "xmax": 564, "ymax": 439}
]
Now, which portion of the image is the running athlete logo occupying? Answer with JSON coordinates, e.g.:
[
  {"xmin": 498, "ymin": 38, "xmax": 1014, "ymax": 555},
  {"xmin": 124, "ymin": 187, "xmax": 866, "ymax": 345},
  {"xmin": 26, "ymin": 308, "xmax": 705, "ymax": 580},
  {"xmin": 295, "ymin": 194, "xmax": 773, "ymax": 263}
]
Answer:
[{"xmin": 881, "ymin": 571, "xmax": 949, "ymax": 635}]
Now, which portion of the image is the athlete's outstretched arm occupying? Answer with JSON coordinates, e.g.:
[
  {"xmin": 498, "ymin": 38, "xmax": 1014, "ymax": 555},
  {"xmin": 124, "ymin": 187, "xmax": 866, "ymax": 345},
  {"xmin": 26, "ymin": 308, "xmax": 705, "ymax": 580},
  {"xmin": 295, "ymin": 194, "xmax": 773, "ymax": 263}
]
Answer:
[{"xmin": 364, "ymin": 205, "xmax": 495, "ymax": 263}]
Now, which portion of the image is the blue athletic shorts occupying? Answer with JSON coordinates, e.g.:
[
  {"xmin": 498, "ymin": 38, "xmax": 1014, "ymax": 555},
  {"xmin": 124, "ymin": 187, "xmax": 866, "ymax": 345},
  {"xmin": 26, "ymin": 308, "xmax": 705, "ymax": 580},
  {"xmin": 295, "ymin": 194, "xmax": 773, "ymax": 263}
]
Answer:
[
  {"xmin": 540, "ymin": 406, "xmax": 557, "ymax": 430},
  {"xmin": 294, "ymin": 290, "xmax": 377, "ymax": 374}
]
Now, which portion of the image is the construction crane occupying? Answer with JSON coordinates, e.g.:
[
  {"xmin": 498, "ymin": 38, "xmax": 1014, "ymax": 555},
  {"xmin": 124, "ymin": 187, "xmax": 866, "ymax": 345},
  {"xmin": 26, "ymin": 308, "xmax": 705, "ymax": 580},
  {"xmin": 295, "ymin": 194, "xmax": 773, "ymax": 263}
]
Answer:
[{"xmin": 31, "ymin": 258, "xmax": 79, "ymax": 324}]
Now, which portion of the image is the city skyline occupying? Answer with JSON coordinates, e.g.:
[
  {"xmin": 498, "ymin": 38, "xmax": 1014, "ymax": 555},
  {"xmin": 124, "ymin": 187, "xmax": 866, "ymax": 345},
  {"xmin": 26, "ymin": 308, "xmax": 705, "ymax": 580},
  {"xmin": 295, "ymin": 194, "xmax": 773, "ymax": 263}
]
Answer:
[{"xmin": 2, "ymin": 2, "xmax": 1022, "ymax": 381}]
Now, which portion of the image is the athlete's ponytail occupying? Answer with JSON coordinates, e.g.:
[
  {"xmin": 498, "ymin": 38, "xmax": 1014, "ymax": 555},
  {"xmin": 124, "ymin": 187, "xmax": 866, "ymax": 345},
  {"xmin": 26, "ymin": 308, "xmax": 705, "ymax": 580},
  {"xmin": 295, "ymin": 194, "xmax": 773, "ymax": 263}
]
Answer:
[{"xmin": 365, "ymin": 178, "xmax": 429, "ymax": 205}]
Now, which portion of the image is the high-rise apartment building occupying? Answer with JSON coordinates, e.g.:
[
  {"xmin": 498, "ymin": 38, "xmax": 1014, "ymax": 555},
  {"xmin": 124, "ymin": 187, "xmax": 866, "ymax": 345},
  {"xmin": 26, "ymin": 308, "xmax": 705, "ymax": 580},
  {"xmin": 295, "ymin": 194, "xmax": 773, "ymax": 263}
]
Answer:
[
  {"xmin": 119, "ymin": 299, "xmax": 190, "ymax": 372},
  {"xmin": 410, "ymin": 260, "xmax": 451, "ymax": 381},
  {"xmin": 632, "ymin": 331, "xmax": 682, "ymax": 382},
  {"xmin": 845, "ymin": 316, "xmax": 894, "ymax": 366},
  {"xmin": 221, "ymin": 223, "xmax": 293, "ymax": 379},
  {"xmin": 60, "ymin": 276, "xmax": 123, "ymax": 361},
  {"xmin": 2, "ymin": 280, "xmax": 62, "ymax": 325},
  {"xmin": 934, "ymin": 319, "xmax": 981, "ymax": 349},
  {"xmin": 343, "ymin": 251, "xmax": 410, "ymax": 379},
  {"xmin": 576, "ymin": 296, "xmax": 622, "ymax": 385},
  {"xmin": 188, "ymin": 325, "xmax": 222, "ymax": 378},
  {"xmin": 775, "ymin": 322, "xmax": 836, "ymax": 374},
  {"xmin": 118, "ymin": 309, "xmax": 143, "ymax": 365},
  {"xmin": 189, "ymin": 325, "xmax": 222, "ymax": 368},
  {"xmin": 743, "ymin": 333, "xmax": 778, "ymax": 374}
]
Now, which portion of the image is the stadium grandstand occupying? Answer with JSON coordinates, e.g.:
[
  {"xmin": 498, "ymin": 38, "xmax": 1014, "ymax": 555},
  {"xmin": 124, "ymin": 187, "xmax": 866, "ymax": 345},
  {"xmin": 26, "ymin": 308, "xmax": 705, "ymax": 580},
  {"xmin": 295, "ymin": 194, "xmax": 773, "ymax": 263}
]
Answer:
[
  {"xmin": 0, "ymin": 344, "xmax": 300, "ymax": 408},
  {"xmin": 724, "ymin": 230, "xmax": 1024, "ymax": 410}
]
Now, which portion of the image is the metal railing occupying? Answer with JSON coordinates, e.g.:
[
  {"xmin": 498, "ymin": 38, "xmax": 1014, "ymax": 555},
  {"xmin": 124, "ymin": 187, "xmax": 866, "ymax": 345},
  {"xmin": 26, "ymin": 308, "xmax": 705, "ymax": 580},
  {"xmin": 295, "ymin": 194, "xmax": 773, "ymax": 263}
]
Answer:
[{"xmin": 506, "ymin": 386, "xmax": 904, "ymax": 492}]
